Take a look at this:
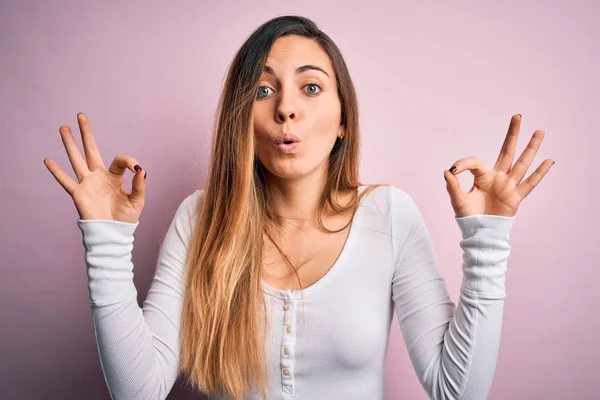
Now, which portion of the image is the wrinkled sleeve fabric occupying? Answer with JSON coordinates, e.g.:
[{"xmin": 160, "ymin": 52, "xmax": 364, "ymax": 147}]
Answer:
[
  {"xmin": 389, "ymin": 187, "xmax": 515, "ymax": 400},
  {"xmin": 76, "ymin": 190, "xmax": 201, "ymax": 400}
]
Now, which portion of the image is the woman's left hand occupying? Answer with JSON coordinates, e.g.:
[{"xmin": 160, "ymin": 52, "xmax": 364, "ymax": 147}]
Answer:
[{"xmin": 444, "ymin": 114, "xmax": 555, "ymax": 218}]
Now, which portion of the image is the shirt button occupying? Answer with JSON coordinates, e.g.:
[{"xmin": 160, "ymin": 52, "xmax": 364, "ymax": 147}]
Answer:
[
  {"xmin": 283, "ymin": 368, "xmax": 290, "ymax": 376},
  {"xmin": 283, "ymin": 347, "xmax": 290, "ymax": 355},
  {"xmin": 284, "ymin": 303, "xmax": 291, "ymax": 311},
  {"xmin": 285, "ymin": 325, "xmax": 292, "ymax": 334}
]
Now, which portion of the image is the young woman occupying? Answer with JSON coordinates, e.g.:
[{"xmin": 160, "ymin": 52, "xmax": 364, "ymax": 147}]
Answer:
[{"xmin": 44, "ymin": 15, "xmax": 553, "ymax": 400}]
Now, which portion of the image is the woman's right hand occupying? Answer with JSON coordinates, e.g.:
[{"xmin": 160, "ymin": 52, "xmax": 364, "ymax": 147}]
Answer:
[{"xmin": 44, "ymin": 113, "xmax": 147, "ymax": 223}]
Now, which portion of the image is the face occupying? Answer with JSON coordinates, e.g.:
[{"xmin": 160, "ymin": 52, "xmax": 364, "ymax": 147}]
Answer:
[{"xmin": 252, "ymin": 35, "xmax": 345, "ymax": 181}]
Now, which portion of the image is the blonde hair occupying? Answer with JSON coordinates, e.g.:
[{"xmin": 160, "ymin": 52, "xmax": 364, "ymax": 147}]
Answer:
[{"xmin": 178, "ymin": 15, "xmax": 383, "ymax": 399}]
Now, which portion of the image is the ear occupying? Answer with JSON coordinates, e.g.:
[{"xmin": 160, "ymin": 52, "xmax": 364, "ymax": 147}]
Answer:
[{"xmin": 338, "ymin": 124, "xmax": 346, "ymax": 139}]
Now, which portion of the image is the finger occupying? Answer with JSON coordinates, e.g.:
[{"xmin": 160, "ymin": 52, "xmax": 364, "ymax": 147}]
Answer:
[
  {"xmin": 449, "ymin": 156, "xmax": 489, "ymax": 177},
  {"xmin": 444, "ymin": 169, "xmax": 467, "ymax": 202},
  {"xmin": 509, "ymin": 130, "xmax": 545, "ymax": 183},
  {"xmin": 129, "ymin": 166, "xmax": 146, "ymax": 209},
  {"xmin": 77, "ymin": 113, "xmax": 106, "ymax": 170},
  {"xmin": 516, "ymin": 159, "xmax": 555, "ymax": 199},
  {"xmin": 493, "ymin": 114, "xmax": 521, "ymax": 173},
  {"xmin": 43, "ymin": 157, "xmax": 78, "ymax": 195},
  {"xmin": 108, "ymin": 154, "xmax": 143, "ymax": 177},
  {"xmin": 59, "ymin": 124, "xmax": 89, "ymax": 181}
]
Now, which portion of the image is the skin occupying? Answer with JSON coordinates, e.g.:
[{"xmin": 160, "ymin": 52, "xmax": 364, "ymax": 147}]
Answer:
[
  {"xmin": 44, "ymin": 38, "xmax": 554, "ymax": 274},
  {"xmin": 252, "ymin": 35, "xmax": 347, "ymax": 231},
  {"xmin": 251, "ymin": 36, "xmax": 556, "ymax": 282},
  {"xmin": 443, "ymin": 114, "xmax": 555, "ymax": 218},
  {"xmin": 252, "ymin": 35, "xmax": 354, "ymax": 283}
]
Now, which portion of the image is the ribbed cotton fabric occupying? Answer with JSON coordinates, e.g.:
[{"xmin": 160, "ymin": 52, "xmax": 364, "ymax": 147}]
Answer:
[{"xmin": 77, "ymin": 185, "xmax": 515, "ymax": 400}]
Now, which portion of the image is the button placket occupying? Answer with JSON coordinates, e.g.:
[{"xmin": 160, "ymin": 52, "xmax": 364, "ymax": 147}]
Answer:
[{"xmin": 280, "ymin": 291, "xmax": 296, "ymax": 393}]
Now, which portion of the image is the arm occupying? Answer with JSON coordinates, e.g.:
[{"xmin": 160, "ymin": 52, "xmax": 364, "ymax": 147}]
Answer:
[
  {"xmin": 390, "ymin": 187, "xmax": 515, "ymax": 400},
  {"xmin": 77, "ymin": 190, "xmax": 201, "ymax": 400}
]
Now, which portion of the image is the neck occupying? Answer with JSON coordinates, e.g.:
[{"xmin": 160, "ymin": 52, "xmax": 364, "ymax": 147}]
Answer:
[{"xmin": 265, "ymin": 167, "xmax": 330, "ymax": 230}]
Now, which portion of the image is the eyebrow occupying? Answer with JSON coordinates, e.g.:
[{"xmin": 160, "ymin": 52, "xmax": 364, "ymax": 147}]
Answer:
[{"xmin": 263, "ymin": 64, "xmax": 330, "ymax": 79}]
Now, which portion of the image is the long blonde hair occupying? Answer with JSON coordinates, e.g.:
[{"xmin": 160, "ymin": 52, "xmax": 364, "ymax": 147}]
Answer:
[{"xmin": 179, "ymin": 15, "xmax": 382, "ymax": 399}]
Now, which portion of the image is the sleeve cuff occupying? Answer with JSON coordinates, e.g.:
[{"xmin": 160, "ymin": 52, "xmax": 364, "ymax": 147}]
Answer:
[
  {"xmin": 455, "ymin": 214, "xmax": 515, "ymax": 240},
  {"xmin": 77, "ymin": 219, "xmax": 139, "ymax": 246}
]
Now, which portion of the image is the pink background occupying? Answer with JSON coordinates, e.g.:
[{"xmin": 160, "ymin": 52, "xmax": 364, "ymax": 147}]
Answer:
[{"xmin": 1, "ymin": 1, "xmax": 598, "ymax": 399}]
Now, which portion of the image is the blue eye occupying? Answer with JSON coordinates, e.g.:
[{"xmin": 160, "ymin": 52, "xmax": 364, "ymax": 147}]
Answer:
[
  {"xmin": 304, "ymin": 84, "xmax": 321, "ymax": 96},
  {"xmin": 257, "ymin": 86, "xmax": 273, "ymax": 99},
  {"xmin": 256, "ymin": 84, "xmax": 322, "ymax": 99}
]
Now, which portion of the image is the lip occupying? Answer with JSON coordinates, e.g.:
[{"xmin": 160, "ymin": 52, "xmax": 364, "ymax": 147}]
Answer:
[
  {"xmin": 276, "ymin": 141, "xmax": 299, "ymax": 154},
  {"xmin": 274, "ymin": 133, "xmax": 302, "ymax": 145}
]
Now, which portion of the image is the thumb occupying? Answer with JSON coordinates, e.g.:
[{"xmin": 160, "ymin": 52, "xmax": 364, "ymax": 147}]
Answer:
[
  {"xmin": 129, "ymin": 167, "xmax": 146, "ymax": 209},
  {"xmin": 444, "ymin": 170, "xmax": 463, "ymax": 200}
]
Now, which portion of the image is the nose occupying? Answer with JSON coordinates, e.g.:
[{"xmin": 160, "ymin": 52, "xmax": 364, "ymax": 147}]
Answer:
[{"xmin": 275, "ymin": 89, "xmax": 297, "ymax": 123}]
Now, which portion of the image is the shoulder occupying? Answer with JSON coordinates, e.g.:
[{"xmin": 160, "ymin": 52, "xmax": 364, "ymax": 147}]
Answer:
[
  {"xmin": 387, "ymin": 186, "xmax": 422, "ymax": 218},
  {"xmin": 182, "ymin": 189, "xmax": 205, "ymax": 209},
  {"xmin": 173, "ymin": 189, "xmax": 204, "ymax": 216},
  {"xmin": 356, "ymin": 184, "xmax": 423, "ymax": 237},
  {"xmin": 359, "ymin": 184, "xmax": 420, "ymax": 218},
  {"xmin": 169, "ymin": 189, "xmax": 206, "ymax": 234}
]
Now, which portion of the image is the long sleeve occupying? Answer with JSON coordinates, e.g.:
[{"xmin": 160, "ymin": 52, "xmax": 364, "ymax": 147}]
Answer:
[
  {"xmin": 77, "ymin": 190, "xmax": 201, "ymax": 400},
  {"xmin": 390, "ymin": 187, "xmax": 515, "ymax": 400}
]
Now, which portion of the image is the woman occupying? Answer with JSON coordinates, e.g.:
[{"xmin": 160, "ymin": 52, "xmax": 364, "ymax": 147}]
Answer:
[{"xmin": 43, "ymin": 15, "xmax": 553, "ymax": 400}]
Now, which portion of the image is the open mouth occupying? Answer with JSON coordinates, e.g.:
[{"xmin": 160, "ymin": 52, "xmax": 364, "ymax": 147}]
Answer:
[
  {"xmin": 275, "ymin": 134, "xmax": 301, "ymax": 152},
  {"xmin": 276, "ymin": 140, "xmax": 298, "ymax": 153}
]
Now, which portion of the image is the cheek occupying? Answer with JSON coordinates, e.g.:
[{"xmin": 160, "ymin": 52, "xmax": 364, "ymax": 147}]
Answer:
[
  {"xmin": 251, "ymin": 96, "xmax": 342, "ymax": 173},
  {"xmin": 306, "ymin": 102, "xmax": 342, "ymax": 142},
  {"xmin": 252, "ymin": 112, "xmax": 273, "ymax": 152},
  {"xmin": 252, "ymin": 106, "xmax": 267, "ymax": 134}
]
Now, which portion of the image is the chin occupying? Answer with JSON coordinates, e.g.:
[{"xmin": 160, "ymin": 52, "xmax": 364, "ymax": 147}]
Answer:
[{"xmin": 261, "ymin": 158, "xmax": 318, "ymax": 181}]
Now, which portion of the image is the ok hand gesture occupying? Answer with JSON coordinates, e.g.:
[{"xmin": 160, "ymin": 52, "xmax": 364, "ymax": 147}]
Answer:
[
  {"xmin": 43, "ymin": 113, "xmax": 147, "ymax": 223},
  {"xmin": 444, "ymin": 114, "xmax": 554, "ymax": 218}
]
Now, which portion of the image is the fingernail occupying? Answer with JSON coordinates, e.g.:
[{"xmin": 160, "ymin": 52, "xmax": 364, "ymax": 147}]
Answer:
[
  {"xmin": 134, "ymin": 165, "xmax": 142, "ymax": 172},
  {"xmin": 552, "ymin": 160, "xmax": 555, "ymax": 165},
  {"xmin": 144, "ymin": 171, "xmax": 147, "ymax": 179},
  {"xmin": 449, "ymin": 165, "xmax": 457, "ymax": 173},
  {"xmin": 518, "ymin": 113, "xmax": 522, "ymax": 118}
]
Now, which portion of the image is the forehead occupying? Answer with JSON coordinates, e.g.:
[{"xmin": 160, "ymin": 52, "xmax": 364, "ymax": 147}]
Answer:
[{"xmin": 265, "ymin": 35, "xmax": 333, "ymax": 75}]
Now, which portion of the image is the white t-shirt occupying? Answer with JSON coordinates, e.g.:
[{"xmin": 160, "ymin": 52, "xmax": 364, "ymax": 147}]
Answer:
[{"xmin": 77, "ymin": 185, "xmax": 515, "ymax": 399}]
